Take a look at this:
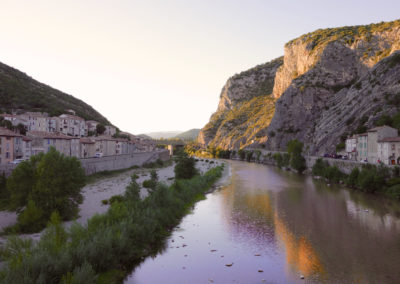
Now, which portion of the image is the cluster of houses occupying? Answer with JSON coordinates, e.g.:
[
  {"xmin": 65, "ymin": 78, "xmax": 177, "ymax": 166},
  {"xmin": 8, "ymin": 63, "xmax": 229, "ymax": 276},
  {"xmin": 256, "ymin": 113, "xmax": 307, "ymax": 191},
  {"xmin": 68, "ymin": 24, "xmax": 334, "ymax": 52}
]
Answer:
[
  {"xmin": 345, "ymin": 125, "xmax": 400, "ymax": 166},
  {"xmin": 0, "ymin": 110, "xmax": 156, "ymax": 164}
]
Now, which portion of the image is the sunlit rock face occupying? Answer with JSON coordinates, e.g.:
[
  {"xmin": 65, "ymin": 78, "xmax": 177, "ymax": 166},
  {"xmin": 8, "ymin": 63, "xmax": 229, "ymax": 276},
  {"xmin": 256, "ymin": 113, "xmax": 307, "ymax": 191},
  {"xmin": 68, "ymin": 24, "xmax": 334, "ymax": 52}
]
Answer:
[
  {"xmin": 198, "ymin": 57, "xmax": 283, "ymax": 149},
  {"xmin": 200, "ymin": 20, "xmax": 400, "ymax": 153}
]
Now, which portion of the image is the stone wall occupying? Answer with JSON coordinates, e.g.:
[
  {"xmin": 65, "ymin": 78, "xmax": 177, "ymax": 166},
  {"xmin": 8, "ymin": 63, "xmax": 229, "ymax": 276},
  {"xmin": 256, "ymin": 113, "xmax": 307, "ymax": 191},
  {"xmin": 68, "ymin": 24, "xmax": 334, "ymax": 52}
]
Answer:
[
  {"xmin": 306, "ymin": 156, "xmax": 362, "ymax": 175},
  {"xmin": 0, "ymin": 150, "xmax": 170, "ymax": 177},
  {"xmin": 80, "ymin": 150, "xmax": 170, "ymax": 175},
  {"xmin": 233, "ymin": 149, "xmax": 363, "ymax": 174}
]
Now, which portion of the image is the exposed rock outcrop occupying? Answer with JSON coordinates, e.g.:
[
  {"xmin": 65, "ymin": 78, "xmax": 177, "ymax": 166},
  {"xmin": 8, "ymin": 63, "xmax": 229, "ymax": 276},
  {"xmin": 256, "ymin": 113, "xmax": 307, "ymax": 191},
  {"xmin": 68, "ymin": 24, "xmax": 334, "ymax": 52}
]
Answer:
[
  {"xmin": 198, "ymin": 57, "xmax": 283, "ymax": 149},
  {"xmin": 200, "ymin": 19, "xmax": 400, "ymax": 154}
]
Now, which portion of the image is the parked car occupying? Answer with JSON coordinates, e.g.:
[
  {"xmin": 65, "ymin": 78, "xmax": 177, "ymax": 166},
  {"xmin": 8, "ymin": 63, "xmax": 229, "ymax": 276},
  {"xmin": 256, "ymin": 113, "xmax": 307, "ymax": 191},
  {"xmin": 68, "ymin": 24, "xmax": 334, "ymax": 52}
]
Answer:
[
  {"xmin": 342, "ymin": 155, "xmax": 348, "ymax": 160},
  {"xmin": 9, "ymin": 158, "xmax": 25, "ymax": 164},
  {"xmin": 94, "ymin": 152, "xmax": 103, "ymax": 158}
]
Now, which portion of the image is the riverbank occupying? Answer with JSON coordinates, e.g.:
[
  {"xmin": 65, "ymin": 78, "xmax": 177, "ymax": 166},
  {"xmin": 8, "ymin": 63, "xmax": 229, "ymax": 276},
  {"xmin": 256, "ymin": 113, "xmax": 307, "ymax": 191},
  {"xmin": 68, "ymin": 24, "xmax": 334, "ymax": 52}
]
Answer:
[{"xmin": 0, "ymin": 161, "xmax": 227, "ymax": 283}]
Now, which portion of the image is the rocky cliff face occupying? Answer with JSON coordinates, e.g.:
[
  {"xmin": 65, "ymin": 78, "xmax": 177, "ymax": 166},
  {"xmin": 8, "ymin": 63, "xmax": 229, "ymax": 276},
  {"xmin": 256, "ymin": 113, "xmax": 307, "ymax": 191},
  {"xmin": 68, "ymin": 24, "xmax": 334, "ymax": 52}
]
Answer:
[
  {"xmin": 200, "ymin": 19, "xmax": 400, "ymax": 153},
  {"xmin": 198, "ymin": 57, "xmax": 283, "ymax": 149}
]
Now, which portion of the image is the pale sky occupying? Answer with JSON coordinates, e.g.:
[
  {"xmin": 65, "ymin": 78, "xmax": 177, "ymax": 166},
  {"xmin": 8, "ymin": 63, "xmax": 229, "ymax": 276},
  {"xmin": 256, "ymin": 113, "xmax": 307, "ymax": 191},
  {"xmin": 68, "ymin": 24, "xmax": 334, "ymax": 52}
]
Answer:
[{"xmin": 1, "ymin": 0, "xmax": 399, "ymax": 134}]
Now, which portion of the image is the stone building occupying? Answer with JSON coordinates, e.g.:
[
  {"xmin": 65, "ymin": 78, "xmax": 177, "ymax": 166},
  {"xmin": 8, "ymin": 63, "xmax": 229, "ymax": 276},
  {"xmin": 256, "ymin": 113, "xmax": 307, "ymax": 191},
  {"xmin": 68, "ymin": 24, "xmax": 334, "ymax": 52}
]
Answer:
[
  {"xmin": 0, "ymin": 127, "xmax": 23, "ymax": 164},
  {"xmin": 377, "ymin": 137, "xmax": 400, "ymax": 165},
  {"xmin": 357, "ymin": 133, "xmax": 368, "ymax": 162},
  {"xmin": 367, "ymin": 126, "xmax": 398, "ymax": 164}
]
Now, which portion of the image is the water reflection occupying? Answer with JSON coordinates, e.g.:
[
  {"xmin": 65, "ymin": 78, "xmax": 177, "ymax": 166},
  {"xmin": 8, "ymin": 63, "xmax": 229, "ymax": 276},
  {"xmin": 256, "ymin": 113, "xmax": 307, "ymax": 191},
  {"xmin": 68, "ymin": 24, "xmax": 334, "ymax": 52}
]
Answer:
[{"xmin": 126, "ymin": 160, "xmax": 400, "ymax": 284}]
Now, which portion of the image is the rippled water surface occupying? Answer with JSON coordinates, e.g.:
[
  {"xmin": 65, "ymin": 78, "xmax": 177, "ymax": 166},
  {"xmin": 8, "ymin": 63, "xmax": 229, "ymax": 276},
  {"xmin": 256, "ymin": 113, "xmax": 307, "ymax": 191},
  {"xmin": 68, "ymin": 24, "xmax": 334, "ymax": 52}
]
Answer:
[{"xmin": 125, "ymin": 160, "xmax": 400, "ymax": 284}]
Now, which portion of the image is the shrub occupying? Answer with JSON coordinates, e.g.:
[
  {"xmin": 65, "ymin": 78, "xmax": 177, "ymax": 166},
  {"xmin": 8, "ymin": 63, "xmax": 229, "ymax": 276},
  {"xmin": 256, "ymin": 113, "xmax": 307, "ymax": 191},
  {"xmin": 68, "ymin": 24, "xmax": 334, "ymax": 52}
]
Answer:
[
  {"xmin": 346, "ymin": 168, "xmax": 359, "ymax": 187},
  {"xmin": 238, "ymin": 149, "xmax": 246, "ymax": 161},
  {"xmin": 246, "ymin": 151, "xmax": 253, "ymax": 162},
  {"xmin": 101, "ymin": 199, "xmax": 109, "ymax": 205},
  {"xmin": 174, "ymin": 153, "xmax": 197, "ymax": 179},
  {"xmin": 312, "ymin": 158, "xmax": 328, "ymax": 176},
  {"xmin": 386, "ymin": 184, "xmax": 400, "ymax": 199},
  {"xmin": 109, "ymin": 195, "xmax": 124, "ymax": 204},
  {"xmin": 142, "ymin": 179, "xmax": 157, "ymax": 190},
  {"xmin": 15, "ymin": 199, "xmax": 45, "ymax": 233}
]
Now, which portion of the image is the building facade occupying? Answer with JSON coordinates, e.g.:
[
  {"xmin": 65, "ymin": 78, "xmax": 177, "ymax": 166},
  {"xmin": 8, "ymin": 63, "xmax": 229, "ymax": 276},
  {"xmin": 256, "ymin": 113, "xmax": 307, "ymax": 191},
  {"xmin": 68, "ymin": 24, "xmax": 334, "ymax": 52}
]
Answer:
[{"xmin": 367, "ymin": 126, "xmax": 398, "ymax": 164}]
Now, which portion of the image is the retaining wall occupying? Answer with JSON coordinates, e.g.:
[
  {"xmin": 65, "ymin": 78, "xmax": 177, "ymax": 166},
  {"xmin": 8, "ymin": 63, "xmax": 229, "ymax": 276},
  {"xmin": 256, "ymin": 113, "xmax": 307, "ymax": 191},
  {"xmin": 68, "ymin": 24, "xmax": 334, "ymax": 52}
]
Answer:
[
  {"xmin": 0, "ymin": 150, "xmax": 170, "ymax": 177},
  {"xmin": 80, "ymin": 150, "xmax": 170, "ymax": 175}
]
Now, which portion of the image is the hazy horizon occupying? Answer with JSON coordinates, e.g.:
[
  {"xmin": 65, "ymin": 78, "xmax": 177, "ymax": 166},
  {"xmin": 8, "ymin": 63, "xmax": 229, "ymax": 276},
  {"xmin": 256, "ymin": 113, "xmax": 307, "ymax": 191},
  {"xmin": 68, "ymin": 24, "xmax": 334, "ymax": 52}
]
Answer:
[{"xmin": 1, "ymin": 0, "xmax": 400, "ymax": 133}]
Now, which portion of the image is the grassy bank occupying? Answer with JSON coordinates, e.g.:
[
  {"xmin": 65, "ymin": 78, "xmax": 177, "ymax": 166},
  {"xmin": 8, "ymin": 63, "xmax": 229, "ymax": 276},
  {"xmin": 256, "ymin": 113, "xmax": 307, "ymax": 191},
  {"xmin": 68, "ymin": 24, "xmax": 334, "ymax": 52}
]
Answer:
[{"xmin": 0, "ymin": 165, "xmax": 223, "ymax": 283}]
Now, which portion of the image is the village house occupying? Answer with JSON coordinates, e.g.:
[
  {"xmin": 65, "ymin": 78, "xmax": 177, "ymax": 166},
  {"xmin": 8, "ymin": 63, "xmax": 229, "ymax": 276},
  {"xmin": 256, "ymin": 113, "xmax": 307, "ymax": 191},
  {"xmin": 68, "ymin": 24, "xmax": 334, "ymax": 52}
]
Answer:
[
  {"xmin": 95, "ymin": 136, "xmax": 117, "ymax": 156},
  {"xmin": 367, "ymin": 126, "xmax": 398, "ymax": 164},
  {"xmin": 1, "ymin": 114, "xmax": 28, "ymax": 129},
  {"xmin": 377, "ymin": 137, "xmax": 400, "ymax": 165},
  {"xmin": 79, "ymin": 138, "xmax": 96, "ymax": 158},
  {"xmin": 115, "ymin": 138, "xmax": 130, "ymax": 155},
  {"xmin": 104, "ymin": 125, "xmax": 117, "ymax": 136},
  {"xmin": 0, "ymin": 127, "xmax": 23, "ymax": 164},
  {"xmin": 59, "ymin": 114, "xmax": 86, "ymax": 137},
  {"xmin": 357, "ymin": 133, "xmax": 368, "ymax": 162},
  {"xmin": 22, "ymin": 137, "xmax": 32, "ymax": 160},
  {"xmin": 19, "ymin": 112, "xmax": 49, "ymax": 132},
  {"xmin": 47, "ymin": 117, "xmax": 60, "ymax": 133},
  {"xmin": 85, "ymin": 120, "xmax": 99, "ymax": 136},
  {"xmin": 27, "ymin": 131, "xmax": 80, "ymax": 157},
  {"xmin": 345, "ymin": 136, "xmax": 357, "ymax": 160}
]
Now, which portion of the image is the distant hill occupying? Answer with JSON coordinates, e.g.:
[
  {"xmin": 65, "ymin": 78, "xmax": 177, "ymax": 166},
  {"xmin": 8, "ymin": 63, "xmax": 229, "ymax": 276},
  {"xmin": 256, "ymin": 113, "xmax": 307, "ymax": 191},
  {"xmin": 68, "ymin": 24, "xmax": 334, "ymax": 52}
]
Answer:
[
  {"xmin": 0, "ymin": 61, "xmax": 110, "ymax": 124},
  {"xmin": 143, "ymin": 131, "xmax": 182, "ymax": 139},
  {"xmin": 137, "ymin": 134, "xmax": 152, "ymax": 139},
  {"xmin": 174, "ymin": 128, "xmax": 200, "ymax": 141}
]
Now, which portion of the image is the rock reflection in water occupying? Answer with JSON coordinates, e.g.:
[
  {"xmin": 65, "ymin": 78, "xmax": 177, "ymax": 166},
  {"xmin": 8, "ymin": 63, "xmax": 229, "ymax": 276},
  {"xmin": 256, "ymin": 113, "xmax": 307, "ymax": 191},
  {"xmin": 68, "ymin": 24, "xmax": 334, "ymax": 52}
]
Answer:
[{"xmin": 126, "ymin": 160, "xmax": 400, "ymax": 284}]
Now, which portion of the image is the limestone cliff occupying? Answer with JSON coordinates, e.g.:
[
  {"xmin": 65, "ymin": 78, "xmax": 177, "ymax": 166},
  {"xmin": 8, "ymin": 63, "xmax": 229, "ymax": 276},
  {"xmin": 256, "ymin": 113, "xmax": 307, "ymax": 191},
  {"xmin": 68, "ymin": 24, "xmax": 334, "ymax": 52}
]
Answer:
[
  {"xmin": 200, "ymin": 19, "xmax": 400, "ymax": 153},
  {"xmin": 198, "ymin": 57, "xmax": 283, "ymax": 149}
]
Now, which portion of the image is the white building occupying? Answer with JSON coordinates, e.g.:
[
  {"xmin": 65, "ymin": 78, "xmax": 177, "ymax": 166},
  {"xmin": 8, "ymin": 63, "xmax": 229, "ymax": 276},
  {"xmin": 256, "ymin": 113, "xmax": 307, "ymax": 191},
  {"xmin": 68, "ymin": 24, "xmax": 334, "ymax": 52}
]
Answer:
[
  {"xmin": 377, "ymin": 137, "xmax": 400, "ymax": 165},
  {"xmin": 367, "ymin": 126, "xmax": 398, "ymax": 164},
  {"xmin": 345, "ymin": 136, "xmax": 357, "ymax": 160},
  {"xmin": 59, "ymin": 114, "xmax": 86, "ymax": 137}
]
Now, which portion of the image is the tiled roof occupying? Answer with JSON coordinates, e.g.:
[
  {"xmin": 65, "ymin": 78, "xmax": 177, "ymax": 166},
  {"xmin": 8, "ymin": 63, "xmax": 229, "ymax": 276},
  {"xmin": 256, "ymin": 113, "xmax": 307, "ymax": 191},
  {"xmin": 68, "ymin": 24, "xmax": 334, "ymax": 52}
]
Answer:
[
  {"xmin": 368, "ymin": 125, "xmax": 396, "ymax": 132},
  {"xmin": 59, "ymin": 114, "xmax": 85, "ymax": 121},
  {"xmin": 80, "ymin": 138, "xmax": 95, "ymax": 144},
  {"xmin": 27, "ymin": 131, "xmax": 75, "ymax": 140},
  {"xmin": 378, "ymin": 137, "xmax": 400, "ymax": 142},
  {"xmin": 0, "ymin": 127, "xmax": 23, "ymax": 137}
]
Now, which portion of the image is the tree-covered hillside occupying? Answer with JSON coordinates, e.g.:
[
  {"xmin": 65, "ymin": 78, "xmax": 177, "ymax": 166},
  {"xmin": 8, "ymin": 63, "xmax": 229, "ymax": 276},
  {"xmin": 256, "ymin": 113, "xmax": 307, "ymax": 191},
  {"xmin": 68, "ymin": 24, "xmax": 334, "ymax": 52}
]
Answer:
[{"xmin": 0, "ymin": 61, "xmax": 110, "ymax": 124}]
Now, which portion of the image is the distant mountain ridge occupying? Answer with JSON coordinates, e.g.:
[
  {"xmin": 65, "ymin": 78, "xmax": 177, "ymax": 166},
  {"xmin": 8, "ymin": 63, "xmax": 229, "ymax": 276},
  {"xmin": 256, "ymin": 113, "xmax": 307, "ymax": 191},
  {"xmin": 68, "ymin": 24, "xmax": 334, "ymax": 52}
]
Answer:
[
  {"xmin": 142, "ymin": 131, "xmax": 182, "ymax": 139},
  {"xmin": 174, "ymin": 129, "xmax": 200, "ymax": 140},
  {"xmin": 0, "ymin": 61, "xmax": 110, "ymax": 125},
  {"xmin": 142, "ymin": 129, "xmax": 200, "ymax": 140}
]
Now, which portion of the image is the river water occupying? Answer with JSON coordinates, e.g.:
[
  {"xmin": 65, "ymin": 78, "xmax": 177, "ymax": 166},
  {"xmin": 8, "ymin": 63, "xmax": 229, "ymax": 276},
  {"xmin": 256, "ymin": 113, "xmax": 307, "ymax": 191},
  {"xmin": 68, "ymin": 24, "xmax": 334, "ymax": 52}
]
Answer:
[{"xmin": 125, "ymin": 160, "xmax": 400, "ymax": 284}]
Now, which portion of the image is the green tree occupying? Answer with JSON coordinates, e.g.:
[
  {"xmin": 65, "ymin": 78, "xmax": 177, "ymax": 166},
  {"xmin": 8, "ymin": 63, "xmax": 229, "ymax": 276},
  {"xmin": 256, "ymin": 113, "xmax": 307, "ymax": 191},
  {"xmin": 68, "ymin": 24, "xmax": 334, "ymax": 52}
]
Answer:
[
  {"xmin": 6, "ymin": 148, "xmax": 85, "ymax": 231},
  {"xmin": 174, "ymin": 152, "xmax": 197, "ymax": 179},
  {"xmin": 125, "ymin": 174, "xmax": 140, "ymax": 201},
  {"xmin": 96, "ymin": 124, "xmax": 106, "ymax": 135},
  {"xmin": 287, "ymin": 139, "xmax": 306, "ymax": 173}
]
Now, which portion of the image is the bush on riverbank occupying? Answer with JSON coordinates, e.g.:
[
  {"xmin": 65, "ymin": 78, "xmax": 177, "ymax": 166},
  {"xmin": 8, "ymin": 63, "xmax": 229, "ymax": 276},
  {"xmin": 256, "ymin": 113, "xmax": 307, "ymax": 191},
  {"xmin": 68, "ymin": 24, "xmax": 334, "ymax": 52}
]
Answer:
[
  {"xmin": 312, "ymin": 158, "xmax": 400, "ymax": 198},
  {"xmin": 174, "ymin": 152, "xmax": 197, "ymax": 179},
  {"xmin": 0, "ymin": 166, "xmax": 224, "ymax": 283}
]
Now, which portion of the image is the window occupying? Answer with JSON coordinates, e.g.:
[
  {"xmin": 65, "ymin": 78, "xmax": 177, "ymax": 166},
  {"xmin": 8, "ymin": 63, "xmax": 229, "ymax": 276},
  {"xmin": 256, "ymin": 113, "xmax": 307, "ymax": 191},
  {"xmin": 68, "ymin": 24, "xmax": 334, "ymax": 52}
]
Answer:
[
  {"xmin": 47, "ymin": 139, "xmax": 50, "ymax": 144},
  {"xmin": 6, "ymin": 152, "xmax": 10, "ymax": 158}
]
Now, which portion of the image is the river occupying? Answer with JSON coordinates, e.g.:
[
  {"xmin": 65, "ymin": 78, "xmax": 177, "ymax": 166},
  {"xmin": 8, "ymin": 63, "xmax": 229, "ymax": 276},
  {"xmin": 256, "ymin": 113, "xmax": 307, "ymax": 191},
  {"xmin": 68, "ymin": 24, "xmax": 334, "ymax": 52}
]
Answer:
[{"xmin": 125, "ymin": 160, "xmax": 400, "ymax": 284}]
